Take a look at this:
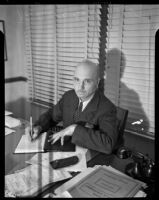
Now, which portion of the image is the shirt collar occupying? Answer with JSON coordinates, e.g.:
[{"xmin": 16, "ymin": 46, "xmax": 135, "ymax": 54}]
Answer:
[{"xmin": 79, "ymin": 93, "xmax": 95, "ymax": 111}]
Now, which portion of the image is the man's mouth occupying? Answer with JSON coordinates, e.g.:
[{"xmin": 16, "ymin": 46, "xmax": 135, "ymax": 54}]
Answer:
[{"xmin": 78, "ymin": 91, "xmax": 85, "ymax": 94}]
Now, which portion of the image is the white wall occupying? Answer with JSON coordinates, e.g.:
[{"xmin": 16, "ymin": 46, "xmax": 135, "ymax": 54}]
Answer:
[{"xmin": 2, "ymin": 5, "xmax": 30, "ymax": 118}]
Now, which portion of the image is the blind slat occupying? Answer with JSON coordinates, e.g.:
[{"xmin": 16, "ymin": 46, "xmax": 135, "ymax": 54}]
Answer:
[{"xmin": 106, "ymin": 4, "xmax": 155, "ymax": 136}]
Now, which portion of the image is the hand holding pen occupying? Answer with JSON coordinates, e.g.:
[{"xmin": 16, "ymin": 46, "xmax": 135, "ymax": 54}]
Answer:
[{"xmin": 25, "ymin": 117, "xmax": 42, "ymax": 141}]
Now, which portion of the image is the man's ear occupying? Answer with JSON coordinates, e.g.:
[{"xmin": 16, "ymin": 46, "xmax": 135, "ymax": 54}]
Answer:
[
  {"xmin": 104, "ymin": 71, "xmax": 107, "ymax": 80},
  {"xmin": 97, "ymin": 78, "xmax": 100, "ymax": 87}
]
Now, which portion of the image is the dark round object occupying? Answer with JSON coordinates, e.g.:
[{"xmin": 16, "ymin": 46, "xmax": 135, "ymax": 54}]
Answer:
[{"xmin": 116, "ymin": 147, "xmax": 132, "ymax": 159}]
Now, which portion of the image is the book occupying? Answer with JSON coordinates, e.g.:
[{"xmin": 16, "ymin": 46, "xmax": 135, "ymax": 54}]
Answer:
[
  {"xmin": 55, "ymin": 165, "xmax": 146, "ymax": 198},
  {"xmin": 14, "ymin": 130, "xmax": 75, "ymax": 154},
  {"xmin": 44, "ymin": 130, "xmax": 75, "ymax": 152}
]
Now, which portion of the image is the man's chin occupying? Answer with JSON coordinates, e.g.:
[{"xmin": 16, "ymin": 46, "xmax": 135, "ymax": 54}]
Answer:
[{"xmin": 77, "ymin": 93, "xmax": 86, "ymax": 99}]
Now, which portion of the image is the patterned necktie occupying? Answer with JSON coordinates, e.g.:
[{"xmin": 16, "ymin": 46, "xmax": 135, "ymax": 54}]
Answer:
[{"xmin": 74, "ymin": 101, "xmax": 83, "ymax": 122}]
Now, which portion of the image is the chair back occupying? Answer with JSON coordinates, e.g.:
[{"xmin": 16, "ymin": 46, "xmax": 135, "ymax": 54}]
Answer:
[
  {"xmin": 114, "ymin": 106, "xmax": 128, "ymax": 152},
  {"xmin": 116, "ymin": 106, "xmax": 128, "ymax": 137}
]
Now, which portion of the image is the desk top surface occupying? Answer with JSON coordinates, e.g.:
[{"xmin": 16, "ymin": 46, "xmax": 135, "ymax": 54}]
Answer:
[{"xmin": 5, "ymin": 125, "xmax": 150, "ymax": 198}]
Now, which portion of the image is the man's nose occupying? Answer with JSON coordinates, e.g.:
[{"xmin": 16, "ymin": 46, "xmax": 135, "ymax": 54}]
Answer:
[{"xmin": 79, "ymin": 81, "xmax": 85, "ymax": 89}]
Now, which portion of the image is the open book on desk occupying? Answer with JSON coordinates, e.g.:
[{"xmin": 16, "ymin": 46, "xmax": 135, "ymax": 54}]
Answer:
[{"xmin": 14, "ymin": 130, "xmax": 75, "ymax": 154}]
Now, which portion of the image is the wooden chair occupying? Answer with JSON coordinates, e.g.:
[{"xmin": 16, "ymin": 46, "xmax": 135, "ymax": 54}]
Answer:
[{"xmin": 113, "ymin": 106, "xmax": 129, "ymax": 154}]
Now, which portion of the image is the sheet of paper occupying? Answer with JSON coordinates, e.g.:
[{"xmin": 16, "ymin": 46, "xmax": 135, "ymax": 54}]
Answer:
[
  {"xmin": 75, "ymin": 145, "xmax": 88, "ymax": 154},
  {"xmin": 14, "ymin": 132, "xmax": 47, "ymax": 153},
  {"xmin": 134, "ymin": 190, "xmax": 147, "ymax": 197},
  {"xmin": 44, "ymin": 191, "xmax": 73, "ymax": 198},
  {"xmin": 5, "ymin": 164, "xmax": 71, "ymax": 197},
  {"xmin": 5, "ymin": 127, "xmax": 15, "ymax": 136},
  {"xmin": 5, "ymin": 110, "xmax": 13, "ymax": 116},
  {"xmin": 5, "ymin": 116, "xmax": 21, "ymax": 128},
  {"xmin": 26, "ymin": 150, "xmax": 87, "ymax": 172}
]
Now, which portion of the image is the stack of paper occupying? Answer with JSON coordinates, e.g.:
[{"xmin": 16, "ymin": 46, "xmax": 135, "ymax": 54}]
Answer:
[
  {"xmin": 5, "ymin": 110, "xmax": 13, "ymax": 116},
  {"xmin": 5, "ymin": 164, "xmax": 71, "ymax": 197},
  {"xmin": 5, "ymin": 116, "xmax": 21, "ymax": 128},
  {"xmin": 5, "ymin": 127, "xmax": 15, "ymax": 136}
]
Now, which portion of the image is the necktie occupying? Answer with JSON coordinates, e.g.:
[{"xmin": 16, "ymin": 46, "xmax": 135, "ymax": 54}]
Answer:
[{"xmin": 74, "ymin": 101, "xmax": 83, "ymax": 122}]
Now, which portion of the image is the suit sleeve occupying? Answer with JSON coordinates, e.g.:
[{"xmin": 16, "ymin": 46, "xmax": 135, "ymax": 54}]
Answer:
[
  {"xmin": 33, "ymin": 97, "xmax": 63, "ymax": 132},
  {"xmin": 71, "ymin": 105, "xmax": 118, "ymax": 154}
]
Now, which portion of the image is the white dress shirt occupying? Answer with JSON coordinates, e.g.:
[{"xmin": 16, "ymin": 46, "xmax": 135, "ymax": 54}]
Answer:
[{"xmin": 79, "ymin": 93, "xmax": 95, "ymax": 112}]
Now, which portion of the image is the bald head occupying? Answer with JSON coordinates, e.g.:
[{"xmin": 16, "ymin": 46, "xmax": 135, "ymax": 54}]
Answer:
[
  {"xmin": 74, "ymin": 59, "xmax": 100, "ymax": 101},
  {"xmin": 75, "ymin": 59, "xmax": 99, "ymax": 80}
]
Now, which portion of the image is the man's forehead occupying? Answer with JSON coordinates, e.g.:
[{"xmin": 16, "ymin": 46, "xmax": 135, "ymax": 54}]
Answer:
[{"xmin": 75, "ymin": 63, "xmax": 97, "ymax": 73}]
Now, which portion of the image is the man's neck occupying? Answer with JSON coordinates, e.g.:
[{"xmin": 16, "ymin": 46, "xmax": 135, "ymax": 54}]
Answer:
[{"xmin": 79, "ymin": 92, "xmax": 95, "ymax": 103}]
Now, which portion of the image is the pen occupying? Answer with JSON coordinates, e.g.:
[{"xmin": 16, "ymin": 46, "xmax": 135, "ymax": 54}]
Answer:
[{"xmin": 30, "ymin": 116, "xmax": 33, "ymax": 140}]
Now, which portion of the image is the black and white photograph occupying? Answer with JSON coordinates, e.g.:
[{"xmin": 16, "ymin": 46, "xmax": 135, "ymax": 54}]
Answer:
[
  {"xmin": 4, "ymin": 4, "xmax": 156, "ymax": 198},
  {"xmin": 0, "ymin": 20, "xmax": 7, "ymax": 60}
]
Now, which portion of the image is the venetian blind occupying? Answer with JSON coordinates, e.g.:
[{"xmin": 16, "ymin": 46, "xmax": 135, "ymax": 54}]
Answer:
[
  {"xmin": 25, "ymin": 5, "xmax": 101, "ymax": 104},
  {"xmin": 105, "ymin": 4, "xmax": 158, "ymax": 138},
  {"xmin": 24, "ymin": 5, "xmax": 56, "ymax": 106},
  {"xmin": 56, "ymin": 4, "xmax": 101, "ymax": 101}
]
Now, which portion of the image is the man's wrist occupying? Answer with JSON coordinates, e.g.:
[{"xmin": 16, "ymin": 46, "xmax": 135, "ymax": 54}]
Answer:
[
  {"xmin": 34, "ymin": 125, "xmax": 42, "ymax": 133},
  {"xmin": 71, "ymin": 124, "xmax": 77, "ymax": 133}
]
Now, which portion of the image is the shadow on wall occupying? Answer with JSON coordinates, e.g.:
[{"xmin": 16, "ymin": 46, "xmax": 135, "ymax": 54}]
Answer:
[
  {"xmin": 5, "ymin": 97, "xmax": 30, "ymax": 120},
  {"xmin": 5, "ymin": 97, "xmax": 48, "ymax": 123},
  {"xmin": 105, "ymin": 48, "xmax": 150, "ymax": 134}
]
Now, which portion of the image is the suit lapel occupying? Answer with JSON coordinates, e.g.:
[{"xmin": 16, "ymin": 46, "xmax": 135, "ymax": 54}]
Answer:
[
  {"xmin": 69, "ymin": 91, "xmax": 79, "ymax": 122},
  {"xmin": 82, "ymin": 90, "xmax": 100, "ymax": 113},
  {"xmin": 69, "ymin": 89, "xmax": 100, "ymax": 123},
  {"xmin": 80, "ymin": 90, "xmax": 100, "ymax": 122}
]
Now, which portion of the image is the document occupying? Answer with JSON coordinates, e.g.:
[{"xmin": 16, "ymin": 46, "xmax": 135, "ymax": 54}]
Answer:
[
  {"xmin": 5, "ymin": 116, "xmax": 21, "ymax": 128},
  {"xmin": 5, "ymin": 110, "xmax": 13, "ymax": 116},
  {"xmin": 26, "ymin": 150, "xmax": 87, "ymax": 172},
  {"xmin": 14, "ymin": 132, "xmax": 47, "ymax": 153},
  {"xmin": 15, "ymin": 131, "xmax": 84, "ymax": 154},
  {"xmin": 44, "ymin": 191, "xmax": 73, "ymax": 198},
  {"xmin": 5, "ymin": 127, "xmax": 15, "ymax": 136},
  {"xmin": 55, "ymin": 165, "xmax": 146, "ymax": 198},
  {"xmin": 5, "ymin": 164, "xmax": 71, "ymax": 197}
]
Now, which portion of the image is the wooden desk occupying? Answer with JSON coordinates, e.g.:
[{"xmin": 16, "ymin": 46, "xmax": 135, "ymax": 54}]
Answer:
[
  {"xmin": 5, "ymin": 125, "xmax": 151, "ymax": 198},
  {"xmin": 5, "ymin": 125, "xmax": 37, "ymax": 175}
]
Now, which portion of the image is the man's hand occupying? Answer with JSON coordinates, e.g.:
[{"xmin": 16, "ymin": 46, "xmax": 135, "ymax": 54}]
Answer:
[
  {"xmin": 48, "ymin": 124, "xmax": 77, "ymax": 146},
  {"xmin": 25, "ymin": 125, "xmax": 42, "ymax": 141}
]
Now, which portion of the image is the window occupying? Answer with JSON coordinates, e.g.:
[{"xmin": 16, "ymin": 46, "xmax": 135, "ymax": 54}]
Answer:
[
  {"xmin": 24, "ymin": 4, "xmax": 156, "ymax": 138},
  {"xmin": 24, "ymin": 5, "xmax": 101, "ymax": 106},
  {"xmin": 105, "ymin": 5, "xmax": 157, "ymax": 138}
]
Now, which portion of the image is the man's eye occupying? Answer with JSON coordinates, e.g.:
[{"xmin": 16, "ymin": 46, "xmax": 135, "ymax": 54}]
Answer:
[
  {"xmin": 74, "ymin": 78, "xmax": 79, "ymax": 82},
  {"xmin": 84, "ymin": 79, "xmax": 92, "ymax": 84}
]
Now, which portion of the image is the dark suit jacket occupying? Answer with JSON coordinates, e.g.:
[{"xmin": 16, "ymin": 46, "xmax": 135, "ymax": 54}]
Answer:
[{"xmin": 34, "ymin": 89, "xmax": 118, "ymax": 154}]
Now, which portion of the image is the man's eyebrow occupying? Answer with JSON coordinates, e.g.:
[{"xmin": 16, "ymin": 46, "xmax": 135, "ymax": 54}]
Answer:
[
  {"xmin": 74, "ymin": 77, "xmax": 93, "ymax": 81},
  {"xmin": 85, "ymin": 78, "xmax": 93, "ymax": 81}
]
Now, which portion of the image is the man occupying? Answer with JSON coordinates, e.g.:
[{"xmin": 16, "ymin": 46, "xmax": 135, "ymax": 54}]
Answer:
[{"xmin": 26, "ymin": 59, "xmax": 118, "ymax": 154}]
